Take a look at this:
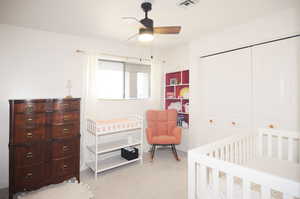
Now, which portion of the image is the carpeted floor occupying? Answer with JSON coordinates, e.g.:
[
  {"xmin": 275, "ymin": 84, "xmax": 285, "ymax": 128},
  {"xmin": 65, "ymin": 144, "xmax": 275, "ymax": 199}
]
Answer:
[
  {"xmin": 0, "ymin": 148, "xmax": 187, "ymax": 199},
  {"xmin": 81, "ymin": 149, "xmax": 187, "ymax": 199}
]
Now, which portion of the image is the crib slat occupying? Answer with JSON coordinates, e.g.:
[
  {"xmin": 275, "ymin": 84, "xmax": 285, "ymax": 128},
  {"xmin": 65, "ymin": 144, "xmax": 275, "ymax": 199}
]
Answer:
[
  {"xmin": 226, "ymin": 174, "xmax": 233, "ymax": 199},
  {"xmin": 240, "ymin": 140, "xmax": 243, "ymax": 164},
  {"xmin": 258, "ymin": 133, "xmax": 263, "ymax": 156},
  {"xmin": 278, "ymin": 136, "xmax": 282, "ymax": 160},
  {"xmin": 199, "ymin": 165, "xmax": 207, "ymax": 196},
  {"xmin": 242, "ymin": 180, "xmax": 251, "ymax": 199},
  {"xmin": 268, "ymin": 134, "xmax": 272, "ymax": 157},
  {"xmin": 230, "ymin": 143, "xmax": 234, "ymax": 162},
  {"xmin": 220, "ymin": 147, "xmax": 224, "ymax": 160},
  {"xmin": 261, "ymin": 187, "xmax": 271, "ymax": 199},
  {"xmin": 288, "ymin": 137, "xmax": 293, "ymax": 162},
  {"xmin": 212, "ymin": 168, "xmax": 219, "ymax": 194},
  {"xmin": 226, "ymin": 144, "xmax": 230, "ymax": 161}
]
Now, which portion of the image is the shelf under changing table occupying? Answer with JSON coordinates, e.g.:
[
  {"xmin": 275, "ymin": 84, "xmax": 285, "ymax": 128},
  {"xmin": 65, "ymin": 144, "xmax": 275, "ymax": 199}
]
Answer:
[{"xmin": 86, "ymin": 116, "xmax": 144, "ymax": 178}]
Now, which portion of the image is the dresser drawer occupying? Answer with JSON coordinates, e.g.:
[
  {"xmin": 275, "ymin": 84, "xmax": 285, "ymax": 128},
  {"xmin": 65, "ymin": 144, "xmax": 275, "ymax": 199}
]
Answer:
[
  {"xmin": 14, "ymin": 113, "xmax": 46, "ymax": 128},
  {"xmin": 52, "ymin": 112, "xmax": 79, "ymax": 125},
  {"xmin": 14, "ymin": 164, "xmax": 44, "ymax": 192},
  {"xmin": 52, "ymin": 138, "xmax": 79, "ymax": 159},
  {"xmin": 14, "ymin": 143, "xmax": 45, "ymax": 167},
  {"xmin": 51, "ymin": 124, "xmax": 79, "ymax": 139},
  {"xmin": 52, "ymin": 156, "xmax": 76, "ymax": 177},
  {"xmin": 14, "ymin": 127, "xmax": 46, "ymax": 144},
  {"xmin": 53, "ymin": 100, "xmax": 80, "ymax": 111},
  {"xmin": 14, "ymin": 102, "xmax": 47, "ymax": 114}
]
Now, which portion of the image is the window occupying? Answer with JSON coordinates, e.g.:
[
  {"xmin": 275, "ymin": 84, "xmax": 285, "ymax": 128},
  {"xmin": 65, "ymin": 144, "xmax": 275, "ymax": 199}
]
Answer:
[{"xmin": 96, "ymin": 59, "xmax": 151, "ymax": 99}]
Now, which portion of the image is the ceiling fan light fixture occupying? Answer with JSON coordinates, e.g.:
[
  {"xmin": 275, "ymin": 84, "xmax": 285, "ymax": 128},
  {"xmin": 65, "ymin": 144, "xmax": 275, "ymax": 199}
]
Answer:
[
  {"xmin": 138, "ymin": 33, "xmax": 154, "ymax": 42},
  {"xmin": 138, "ymin": 28, "xmax": 154, "ymax": 42}
]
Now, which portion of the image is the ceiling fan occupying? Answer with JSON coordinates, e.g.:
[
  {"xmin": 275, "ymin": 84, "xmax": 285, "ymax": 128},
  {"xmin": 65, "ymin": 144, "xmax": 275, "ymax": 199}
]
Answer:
[{"xmin": 123, "ymin": 2, "xmax": 182, "ymax": 42}]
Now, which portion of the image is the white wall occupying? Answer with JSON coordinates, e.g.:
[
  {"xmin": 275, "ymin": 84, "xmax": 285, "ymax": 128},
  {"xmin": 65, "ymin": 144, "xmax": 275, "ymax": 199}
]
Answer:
[
  {"xmin": 189, "ymin": 8, "xmax": 300, "ymax": 149},
  {"xmin": 160, "ymin": 44, "xmax": 190, "ymax": 152},
  {"xmin": 0, "ymin": 24, "xmax": 162, "ymax": 188}
]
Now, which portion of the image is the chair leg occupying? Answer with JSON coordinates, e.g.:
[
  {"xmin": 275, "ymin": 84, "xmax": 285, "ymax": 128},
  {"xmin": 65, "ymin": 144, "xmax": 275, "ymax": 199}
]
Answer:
[
  {"xmin": 151, "ymin": 145, "xmax": 156, "ymax": 161},
  {"xmin": 171, "ymin": 144, "xmax": 180, "ymax": 161}
]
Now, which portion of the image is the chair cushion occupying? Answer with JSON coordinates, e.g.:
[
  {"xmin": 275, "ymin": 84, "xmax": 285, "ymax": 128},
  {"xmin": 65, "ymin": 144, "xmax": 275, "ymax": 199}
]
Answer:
[
  {"xmin": 151, "ymin": 135, "xmax": 180, "ymax": 145},
  {"xmin": 146, "ymin": 109, "xmax": 177, "ymax": 136}
]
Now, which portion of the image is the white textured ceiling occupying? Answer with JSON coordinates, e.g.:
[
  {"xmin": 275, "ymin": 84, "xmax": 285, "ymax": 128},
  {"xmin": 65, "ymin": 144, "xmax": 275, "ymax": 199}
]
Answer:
[{"xmin": 0, "ymin": 0, "xmax": 299, "ymax": 47}]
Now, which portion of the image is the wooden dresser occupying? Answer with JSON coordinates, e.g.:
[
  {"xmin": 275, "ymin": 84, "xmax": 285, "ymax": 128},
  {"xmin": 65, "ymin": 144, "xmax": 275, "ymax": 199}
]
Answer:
[{"xmin": 8, "ymin": 98, "xmax": 80, "ymax": 199}]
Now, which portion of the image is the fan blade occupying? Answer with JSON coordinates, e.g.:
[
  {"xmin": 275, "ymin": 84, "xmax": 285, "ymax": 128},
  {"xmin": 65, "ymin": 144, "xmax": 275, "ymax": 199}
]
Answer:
[
  {"xmin": 122, "ymin": 17, "xmax": 146, "ymax": 28},
  {"xmin": 127, "ymin": 33, "xmax": 139, "ymax": 41},
  {"xmin": 154, "ymin": 26, "xmax": 181, "ymax": 34}
]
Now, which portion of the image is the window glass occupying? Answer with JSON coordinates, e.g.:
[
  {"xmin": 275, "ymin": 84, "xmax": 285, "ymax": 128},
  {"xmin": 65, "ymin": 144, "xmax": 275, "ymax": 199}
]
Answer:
[{"xmin": 96, "ymin": 59, "xmax": 151, "ymax": 99}]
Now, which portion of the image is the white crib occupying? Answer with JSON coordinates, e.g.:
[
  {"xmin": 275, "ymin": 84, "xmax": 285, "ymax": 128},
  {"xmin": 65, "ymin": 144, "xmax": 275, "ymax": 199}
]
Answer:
[{"xmin": 188, "ymin": 128, "xmax": 300, "ymax": 199}]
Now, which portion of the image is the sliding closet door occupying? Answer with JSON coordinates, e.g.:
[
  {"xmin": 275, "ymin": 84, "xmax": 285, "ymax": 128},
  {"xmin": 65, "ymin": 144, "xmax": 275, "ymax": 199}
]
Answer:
[
  {"xmin": 252, "ymin": 37, "xmax": 300, "ymax": 131},
  {"xmin": 199, "ymin": 48, "xmax": 252, "ymax": 143}
]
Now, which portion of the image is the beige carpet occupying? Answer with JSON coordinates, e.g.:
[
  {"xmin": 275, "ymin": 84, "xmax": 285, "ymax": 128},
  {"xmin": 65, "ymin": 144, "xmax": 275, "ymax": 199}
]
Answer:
[
  {"xmin": 0, "ymin": 149, "xmax": 187, "ymax": 199},
  {"xmin": 81, "ymin": 148, "xmax": 187, "ymax": 199}
]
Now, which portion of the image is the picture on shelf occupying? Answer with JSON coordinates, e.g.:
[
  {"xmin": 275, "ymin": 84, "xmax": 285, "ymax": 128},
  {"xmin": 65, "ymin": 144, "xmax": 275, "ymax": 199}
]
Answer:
[{"xmin": 170, "ymin": 78, "xmax": 177, "ymax": 85}]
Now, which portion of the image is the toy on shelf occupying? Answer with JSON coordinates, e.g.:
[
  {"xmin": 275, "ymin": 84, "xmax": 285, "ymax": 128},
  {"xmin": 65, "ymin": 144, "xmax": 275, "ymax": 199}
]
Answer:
[
  {"xmin": 179, "ymin": 87, "xmax": 189, "ymax": 99},
  {"xmin": 166, "ymin": 92, "xmax": 175, "ymax": 99},
  {"xmin": 168, "ymin": 102, "xmax": 181, "ymax": 112},
  {"xmin": 184, "ymin": 103, "xmax": 189, "ymax": 113}
]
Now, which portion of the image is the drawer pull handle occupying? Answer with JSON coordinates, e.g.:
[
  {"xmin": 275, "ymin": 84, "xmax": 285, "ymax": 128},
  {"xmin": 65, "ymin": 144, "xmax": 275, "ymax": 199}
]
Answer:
[
  {"xmin": 27, "ymin": 118, "xmax": 33, "ymax": 121},
  {"xmin": 26, "ymin": 173, "xmax": 33, "ymax": 178},
  {"xmin": 63, "ymin": 104, "xmax": 69, "ymax": 107},
  {"xmin": 25, "ymin": 106, "xmax": 34, "ymax": 112},
  {"xmin": 63, "ymin": 128, "xmax": 70, "ymax": 133},
  {"xmin": 63, "ymin": 164, "xmax": 68, "ymax": 169},
  {"xmin": 26, "ymin": 132, "xmax": 33, "ymax": 138},
  {"xmin": 63, "ymin": 116, "xmax": 70, "ymax": 121},
  {"xmin": 62, "ymin": 146, "xmax": 69, "ymax": 151},
  {"xmin": 26, "ymin": 152, "xmax": 33, "ymax": 158}
]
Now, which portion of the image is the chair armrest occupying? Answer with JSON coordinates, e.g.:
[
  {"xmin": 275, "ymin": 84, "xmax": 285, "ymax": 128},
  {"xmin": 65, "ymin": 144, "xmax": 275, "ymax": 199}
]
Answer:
[
  {"xmin": 172, "ymin": 127, "xmax": 182, "ymax": 141},
  {"xmin": 146, "ymin": 127, "xmax": 154, "ymax": 144}
]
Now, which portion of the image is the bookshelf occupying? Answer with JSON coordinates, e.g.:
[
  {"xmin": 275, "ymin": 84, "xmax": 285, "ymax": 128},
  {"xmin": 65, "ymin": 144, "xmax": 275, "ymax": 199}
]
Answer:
[{"xmin": 165, "ymin": 70, "xmax": 189, "ymax": 128}]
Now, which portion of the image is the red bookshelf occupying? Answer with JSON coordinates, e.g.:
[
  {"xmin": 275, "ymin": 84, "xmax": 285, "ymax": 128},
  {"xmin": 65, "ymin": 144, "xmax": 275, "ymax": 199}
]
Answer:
[{"xmin": 165, "ymin": 70, "xmax": 189, "ymax": 128}]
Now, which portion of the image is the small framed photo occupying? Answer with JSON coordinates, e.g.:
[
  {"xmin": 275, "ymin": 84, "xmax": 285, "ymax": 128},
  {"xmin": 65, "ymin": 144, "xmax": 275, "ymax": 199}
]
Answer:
[{"xmin": 170, "ymin": 78, "xmax": 177, "ymax": 85}]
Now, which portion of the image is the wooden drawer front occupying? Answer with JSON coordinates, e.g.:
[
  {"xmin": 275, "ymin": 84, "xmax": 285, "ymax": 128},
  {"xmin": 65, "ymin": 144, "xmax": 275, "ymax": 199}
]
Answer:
[
  {"xmin": 15, "ymin": 164, "xmax": 44, "ymax": 192},
  {"xmin": 52, "ymin": 124, "xmax": 79, "ymax": 139},
  {"xmin": 14, "ymin": 127, "xmax": 46, "ymax": 144},
  {"xmin": 52, "ymin": 156, "xmax": 76, "ymax": 177},
  {"xmin": 15, "ymin": 113, "xmax": 46, "ymax": 127},
  {"xmin": 52, "ymin": 139, "xmax": 79, "ymax": 159},
  {"xmin": 53, "ymin": 100, "xmax": 80, "ymax": 111},
  {"xmin": 52, "ymin": 112, "xmax": 79, "ymax": 125},
  {"xmin": 14, "ymin": 102, "xmax": 46, "ymax": 113},
  {"xmin": 14, "ymin": 144, "xmax": 44, "ymax": 167}
]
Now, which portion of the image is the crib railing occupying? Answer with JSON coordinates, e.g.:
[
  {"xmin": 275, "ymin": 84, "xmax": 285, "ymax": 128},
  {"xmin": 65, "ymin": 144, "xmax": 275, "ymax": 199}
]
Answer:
[
  {"xmin": 188, "ymin": 131, "xmax": 300, "ymax": 199},
  {"xmin": 258, "ymin": 128, "xmax": 300, "ymax": 163}
]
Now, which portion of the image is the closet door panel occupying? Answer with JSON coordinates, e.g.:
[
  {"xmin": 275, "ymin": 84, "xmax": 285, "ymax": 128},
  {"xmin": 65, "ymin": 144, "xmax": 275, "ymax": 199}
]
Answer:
[
  {"xmin": 200, "ymin": 48, "xmax": 252, "ymax": 138},
  {"xmin": 252, "ymin": 37, "xmax": 300, "ymax": 131}
]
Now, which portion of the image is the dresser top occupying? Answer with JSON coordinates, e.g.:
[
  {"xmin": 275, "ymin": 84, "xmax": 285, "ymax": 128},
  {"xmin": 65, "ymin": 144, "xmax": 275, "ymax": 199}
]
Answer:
[{"xmin": 9, "ymin": 98, "xmax": 81, "ymax": 104}]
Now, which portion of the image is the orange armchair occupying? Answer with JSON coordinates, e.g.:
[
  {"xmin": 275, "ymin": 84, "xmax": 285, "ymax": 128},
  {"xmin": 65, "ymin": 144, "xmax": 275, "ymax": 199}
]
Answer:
[{"xmin": 146, "ymin": 109, "xmax": 182, "ymax": 161}]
